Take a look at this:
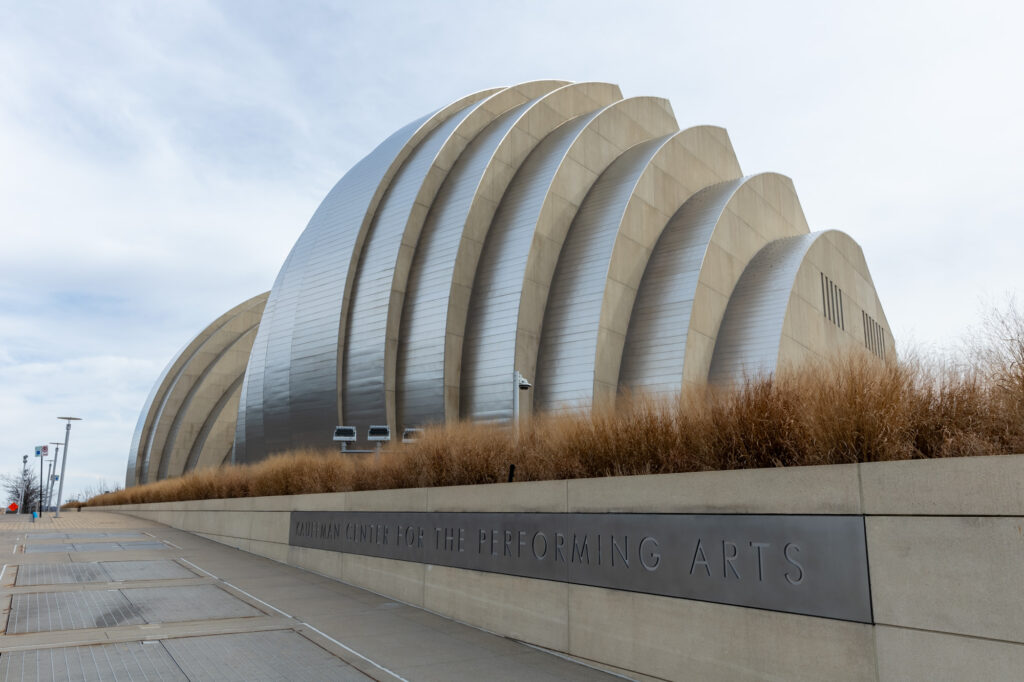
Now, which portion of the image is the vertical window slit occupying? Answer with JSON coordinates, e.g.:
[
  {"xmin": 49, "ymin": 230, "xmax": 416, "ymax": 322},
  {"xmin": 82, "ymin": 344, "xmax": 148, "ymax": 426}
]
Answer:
[{"xmin": 820, "ymin": 273, "xmax": 827, "ymax": 319}]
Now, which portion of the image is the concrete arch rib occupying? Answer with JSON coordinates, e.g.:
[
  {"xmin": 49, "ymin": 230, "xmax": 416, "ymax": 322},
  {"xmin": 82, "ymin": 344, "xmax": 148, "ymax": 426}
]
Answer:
[
  {"xmin": 133, "ymin": 292, "xmax": 267, "ymax": 485},
  {"xmin": 342, "ymin": 80, "xmax": 568, "ymax": 446},
  {"xmin": 709, "ymin": 230, "xmax": 895, "ymax": 385},
  {"xmin": 129, "ymin": 351, "xmax": 183, "ymax": 486},
  {"xmin": 708, "ymin": 234, "xmax": 815, "ymax": 384},
  {"xmin": 156, "ymin": 325, "xmax": 258, "ymax": 480},
  {"xmin": 130, "ymin": 292, "xmax": 264, "ymax": 485},
  {"xmin": 128, "ymin": 346, "xmax": 187, "ymax": 486},
  {"xmin": 185, "ymin": 375, "xmax": 244, "ymax": 474},
  {"xmin": 395, "ymin": 82, "xmax": 622, "ymax": 432},
  {"xmin": 533, "ymin": 127, "xmax": 742, "ymax": 413},
  {"xmin": 619, "ymin": 172, "xmax": 809, "ymax": 397},
  {"xmin": 461, "ymin": 96, "xmax": 680, "ymax": 423},
  {"xmin": 234, "ymin": 87, "xmax": 502, "ymax": 464}
]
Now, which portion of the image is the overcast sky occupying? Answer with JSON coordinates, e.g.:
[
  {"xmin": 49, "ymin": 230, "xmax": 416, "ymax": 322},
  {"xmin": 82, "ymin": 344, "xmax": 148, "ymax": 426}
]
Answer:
[{"xmin": 1, "ymin": 1, "xmax": 1021, "ymax": 499}]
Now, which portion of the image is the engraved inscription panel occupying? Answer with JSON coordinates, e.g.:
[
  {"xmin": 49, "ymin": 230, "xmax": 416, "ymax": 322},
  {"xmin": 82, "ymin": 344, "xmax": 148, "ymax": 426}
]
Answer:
[{"xmin": 290, "ymin": 511, "xmax": 872, "ymax": 623}]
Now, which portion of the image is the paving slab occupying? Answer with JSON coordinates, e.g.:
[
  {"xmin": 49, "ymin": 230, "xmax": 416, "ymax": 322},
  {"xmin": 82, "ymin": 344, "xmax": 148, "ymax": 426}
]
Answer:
[
  {"xmin": 0, "ymin": 639, "xmax": 186, "ymax": 681},
  {"xmin": 16, "ymin": 560, "xmax": 195, "ymax": 587},
  {"xmin": 16, "ymin": 563, "xmax": 110, "ymax": 586},
  {"xmin": 81, "ymin": 541, "xmax": 168, "ymax": 552},
  {"xmin": 163, "ymin": 630, "xmax": 370, "ymax": 681},
  {"xmin": 102, "ymin": 560, "xmax": 196, "ymax": 582},
  {"xmin": 8, "ymin": 589, "xmax": 144, "ymax": 633},
  {"xmin": 23, "ymin": 540, "xmax": 168, "ymax": 554},
  {"xmin": 26, "ymin": 532, "xmax": 145, "ymax": 540},
  {"xmin": 0, "ymin": 631, "xmax": 372, "ymax": 682},
  {"xmin": 123, "ymin": 585, "xmax": 262, "ymax": 623},
  {"xmin": 23, "ymin": 543, "xmax": 75, "ymax": 554}
]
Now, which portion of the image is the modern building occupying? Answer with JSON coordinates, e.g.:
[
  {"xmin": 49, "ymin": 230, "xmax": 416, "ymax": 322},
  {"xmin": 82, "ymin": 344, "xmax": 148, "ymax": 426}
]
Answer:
[{"xmin": 127, "ymin": 80, "xmax": 893, "ymax": 486}]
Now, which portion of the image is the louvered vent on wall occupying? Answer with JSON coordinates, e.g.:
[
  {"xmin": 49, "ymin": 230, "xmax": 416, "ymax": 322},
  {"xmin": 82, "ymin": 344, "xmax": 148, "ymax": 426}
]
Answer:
[
  {"xmin": 862, "ymin": 311, "xmax": 886, "ymax": 360},
  {"xmin": 820, "ymin": 273, "xmax": 845, "ymax": 330}
]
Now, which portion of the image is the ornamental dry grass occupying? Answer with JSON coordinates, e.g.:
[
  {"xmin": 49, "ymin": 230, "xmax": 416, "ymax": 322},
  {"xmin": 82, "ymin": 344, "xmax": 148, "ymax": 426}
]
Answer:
[{"xmin": 89, "ymin": 339, "xmax": 1024, "ymax": 508}]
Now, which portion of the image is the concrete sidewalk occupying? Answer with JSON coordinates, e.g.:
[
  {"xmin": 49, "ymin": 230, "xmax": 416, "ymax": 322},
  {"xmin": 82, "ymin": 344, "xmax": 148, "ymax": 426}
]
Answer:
[{"xmin": 0, "ymin": 512, "xmax": 624, "ymax": 681}]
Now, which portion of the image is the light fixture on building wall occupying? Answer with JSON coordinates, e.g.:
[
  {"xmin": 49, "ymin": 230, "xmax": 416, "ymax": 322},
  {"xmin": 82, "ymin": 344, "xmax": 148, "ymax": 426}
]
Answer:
[{"xmin": 513, "ymin": 370, "xmax": 532, "ymax": 438}]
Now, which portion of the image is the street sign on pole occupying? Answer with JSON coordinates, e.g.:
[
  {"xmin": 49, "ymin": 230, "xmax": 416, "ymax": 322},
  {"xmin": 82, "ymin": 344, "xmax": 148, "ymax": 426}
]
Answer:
[
  {"xmin": 8, "ymin": 503, "xmax": 17, "ymax": 513},
  {"xmin": 35, "ymin": 445, "xmax": 48, "ymax": 457}
]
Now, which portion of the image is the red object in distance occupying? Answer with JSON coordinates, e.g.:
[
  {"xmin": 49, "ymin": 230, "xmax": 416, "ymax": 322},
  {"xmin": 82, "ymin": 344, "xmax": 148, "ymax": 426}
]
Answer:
[{"xmin": 8, "ymin": 503, "xmax": 18, "ymax": 512}]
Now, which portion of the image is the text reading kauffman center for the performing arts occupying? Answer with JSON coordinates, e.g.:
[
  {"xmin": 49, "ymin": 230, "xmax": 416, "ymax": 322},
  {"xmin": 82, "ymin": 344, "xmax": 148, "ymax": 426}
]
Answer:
[{"xmin": 290, "ymin": 511, "xmax": 873, "ymax": 623}]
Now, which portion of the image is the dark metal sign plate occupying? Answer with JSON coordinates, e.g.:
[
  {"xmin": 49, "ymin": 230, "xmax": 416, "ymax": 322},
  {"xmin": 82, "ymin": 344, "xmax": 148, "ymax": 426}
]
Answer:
[{"xmin": 289, "ymin": 511, "xmax": 872, "ymax": 623}]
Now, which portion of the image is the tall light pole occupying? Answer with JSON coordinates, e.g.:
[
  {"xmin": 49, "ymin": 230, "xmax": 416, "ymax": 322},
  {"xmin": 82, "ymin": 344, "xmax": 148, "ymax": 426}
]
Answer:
[
  {"xmin": 48, "ymin": 442, "xmax": 62, "ymax": 509},
  {"xmin": 54, "ymin": 417, "xmax": 81, "ymax": 518},
  {"xmin": 45, "ymin": 457, "xmax": 55, "ymax": 508},
  {"xmin": 18, "ymin": 454, "xmax": 27, "ymax": 515},
  {"xmin": 38, "ymin": 448, "xmax": 48, "ymax": 520}
]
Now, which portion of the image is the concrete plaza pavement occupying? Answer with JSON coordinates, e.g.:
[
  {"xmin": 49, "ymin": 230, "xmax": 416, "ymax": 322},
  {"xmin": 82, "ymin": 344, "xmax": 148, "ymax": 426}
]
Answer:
[{"xmin": 0, "ymin": 511, "xmax": 624, "ymax": 681}]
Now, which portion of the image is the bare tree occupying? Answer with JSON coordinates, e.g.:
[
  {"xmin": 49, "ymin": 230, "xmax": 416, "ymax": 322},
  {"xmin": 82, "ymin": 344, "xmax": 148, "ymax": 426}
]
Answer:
[
  {"xmin": 970, "ymin": 296, "xmax": 1024, "ymax": 403},
  {"xmin": 2, "ymin": 470, "xmax": 40, "ymax": 513},
  {"xmin": 75, "ymin": 479, "xmax": 123, "ymax": 503}
]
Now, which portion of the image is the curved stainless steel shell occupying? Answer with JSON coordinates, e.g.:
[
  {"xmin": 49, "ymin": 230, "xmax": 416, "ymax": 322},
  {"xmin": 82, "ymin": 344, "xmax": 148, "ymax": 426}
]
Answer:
[
  {"xmin": 619, "ymin": 173, "xmax": 809, "ymax": 395},
  {"xmin": 708, "ymin": 233, "xmax": 819, "ymax": 383},
  {"xmin": 398, "ymin": 82, "xmax": 622, "ymax": 432},
  {"xmin": 235, "ymin": 88, "xmax": 502, "ymax": 463}
]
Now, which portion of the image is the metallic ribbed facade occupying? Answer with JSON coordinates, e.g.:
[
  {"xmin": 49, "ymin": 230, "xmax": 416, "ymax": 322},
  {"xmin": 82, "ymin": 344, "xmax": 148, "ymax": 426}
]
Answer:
[
  {"xmin": 709, "ymin": 233, "xmax": 817, "ymax": 383},
  {"xmin": 461, "ymin": 109, "xmax": 605, "ymax": 422},
  {"xmin": 619, "ymin": 173, "xmax": 810, "ymax": 395},
  {"xmin": 233, "ymin": 88, "xmax": 500, "ymax": 464},
  {"xmin": 130, "ymin": 80, "xmax": 894, "ymax": 483},
  {"xmin": 536, "ymin": 136, "xmax": 674, "ymax": 411}
]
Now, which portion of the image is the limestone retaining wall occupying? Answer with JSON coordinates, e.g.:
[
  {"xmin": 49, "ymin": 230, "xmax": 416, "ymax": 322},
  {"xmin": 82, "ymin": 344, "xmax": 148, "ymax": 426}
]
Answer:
[{"xmin": 94, "ymin": 454, "xmax": 1024, "ymax": 681}]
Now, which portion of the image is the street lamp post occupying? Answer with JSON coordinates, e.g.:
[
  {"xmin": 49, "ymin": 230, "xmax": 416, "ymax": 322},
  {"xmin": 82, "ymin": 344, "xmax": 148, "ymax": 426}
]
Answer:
[
  {"xmin": 18, "ymin": 454, "xmax": 27, "ymax": 515},
  {"xmin": 48, "ymin": 442, "xmax": 62, "ymax": 511},
  {"xmin": 45, "ymin": 457, "xmax": 54, "ymax": 509},
  {"xmin": 38, "ymin": 449, "xmax": 48, "ymax": 520},
  {"xmin": 54, "ymin": 417, "xmax": 81, "ymax": 518}
]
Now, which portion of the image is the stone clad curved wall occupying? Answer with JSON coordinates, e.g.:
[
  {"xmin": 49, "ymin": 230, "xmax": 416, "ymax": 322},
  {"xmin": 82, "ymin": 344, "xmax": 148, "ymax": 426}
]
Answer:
[
  {"xmin": 131, "ymin": 79, "xmax": 894, "ymax": 481},
  {"xmin": 710, "ymin": 230, "xmax": 895, "ymax": 384},
  {"xmin": 127, "ymin": 292, "xmax": 268, "ymax": 486}
]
